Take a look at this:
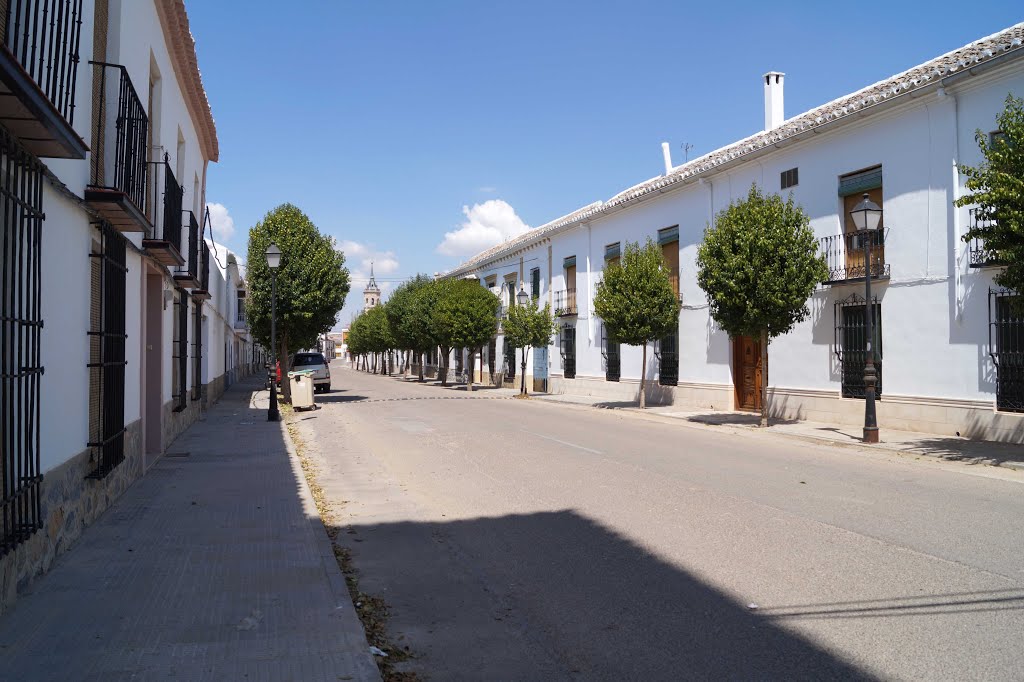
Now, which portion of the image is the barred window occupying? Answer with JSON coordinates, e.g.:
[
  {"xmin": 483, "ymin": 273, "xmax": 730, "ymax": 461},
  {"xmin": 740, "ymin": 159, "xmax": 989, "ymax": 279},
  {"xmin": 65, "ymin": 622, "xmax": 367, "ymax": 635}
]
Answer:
[
  {"xmin": 990, "ymin": 290, "xmax": 1023, "ymax": 413},
  {"xmin": 560, "ymin": 325, "xmax": 576, "ymax": 379},
  {"xmin": 172, "ymin": 288, "xmax": 188, "ymax": 411},
  {"xmin": 601, "ymin": 323, "xmax": 620, "ymax": 382},
  {"xmin": 656, "ymin": 333, "xmax": 679, "ymax": 386},
  {"xmin": 504, "ymin": 340, "xmax": 516, "ymax": 380},
  {"xmin": 1, "ymin": 128, "xmax": 45, "ymax": 554},
  {"xmin": 530, "ymin": 267, "xmax": 540, "ymax": 301},
  {"xmin": 834, "ymin": 295, "xmax": 882, "ymax": 399},
  {"xmin": 191, "ymin": 301, "xmax": 202, "ymax": 401},
  {"xmin": 87, "ymin": 224, "xmax": 128, "ymax": 479},
  {"xmin": 781, "ymin": 167, "xmax": 799, "ymax": 189}
]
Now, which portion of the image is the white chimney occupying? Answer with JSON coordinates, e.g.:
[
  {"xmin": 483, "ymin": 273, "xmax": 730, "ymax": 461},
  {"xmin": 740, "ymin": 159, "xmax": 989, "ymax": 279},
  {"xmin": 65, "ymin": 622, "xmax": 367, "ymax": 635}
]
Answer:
[
  {"xmin": 763, "ymin": 71, "xmax": 785, "ymax": 130},
  {"xmin": 661, "ymin": 141, "xmax": 673, "ymax": 175}
]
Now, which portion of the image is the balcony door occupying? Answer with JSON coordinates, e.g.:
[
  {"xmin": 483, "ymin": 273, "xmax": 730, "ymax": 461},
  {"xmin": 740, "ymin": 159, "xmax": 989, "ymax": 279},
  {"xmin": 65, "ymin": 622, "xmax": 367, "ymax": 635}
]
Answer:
[
  {"xmin": 841, "ymin": 167, "xmax": 884, "ymax": 279},
  {"xmin": 733, "ymin": 335, "xmax": 762, "ymax": 412}
]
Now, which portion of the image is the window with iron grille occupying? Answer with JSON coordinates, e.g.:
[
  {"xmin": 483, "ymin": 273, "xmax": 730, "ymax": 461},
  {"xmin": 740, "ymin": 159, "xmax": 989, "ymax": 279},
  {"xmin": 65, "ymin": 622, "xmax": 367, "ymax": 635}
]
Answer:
[
  {"xmin": 1, "ymin": 127, "xmax": 45, "ymax": 555},
  {"xmin": 990, "ymin": 290, "xmax": 1024, "ymax": 413},
  {"xmin": 191, "ymin": 301, "xmax": 202, "ymax": 401},
  {"xmin": 601, "ymin": 323, "xmax": 620, "ymax": 382},
  {"xmin": 172, "ymin": 288, "xmax": 188, "ymax": 411},
  {"xmin": 657, "ymin": 333, "xmax": 679, "ymax": 386},
  {"xmin": 504, "ymin": 340, "xmax": 516, "ymax": 380},
  {"xmin": 834, "ymin": 294, "xmax": 882, "ymax": 399},
  {"xmin": 87, "ymin": 223, "xmax": 128, "ymax": 479},
  {"xmin": 488, "ymin": 338, "xmax": 496, "ymax": 377},
  {"xmin": 560, "ymin": 325, "xmax": 576, "ymax": 379},
  {"xmin": 781, "ymin": 167, "xmax": 799, "ymax": 190},
  {"xmin": 530, "ymin": 268, "xmax": 540, "ymax": 301}
]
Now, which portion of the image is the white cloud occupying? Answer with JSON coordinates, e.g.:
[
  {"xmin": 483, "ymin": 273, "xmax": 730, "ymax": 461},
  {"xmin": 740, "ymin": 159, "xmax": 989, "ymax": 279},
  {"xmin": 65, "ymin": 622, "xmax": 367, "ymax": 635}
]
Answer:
[
  {"xmin": 206, "ymin": 202, "xmax": 235, "ymax": 241},
  {"xmin": 436, "ymin": 199, "xmax": 530, "ymax": 257},
  {"xmin": 478, "ymin": 186, "xmax": 497, "ymax": 193}
]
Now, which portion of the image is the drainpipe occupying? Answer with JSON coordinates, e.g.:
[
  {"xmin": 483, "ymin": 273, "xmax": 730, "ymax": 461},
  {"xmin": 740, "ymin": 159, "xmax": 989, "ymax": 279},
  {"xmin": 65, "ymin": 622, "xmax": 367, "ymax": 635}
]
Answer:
[{"xmin": 939, "ymin": 85, "xmax": 963, "ymax": 322}]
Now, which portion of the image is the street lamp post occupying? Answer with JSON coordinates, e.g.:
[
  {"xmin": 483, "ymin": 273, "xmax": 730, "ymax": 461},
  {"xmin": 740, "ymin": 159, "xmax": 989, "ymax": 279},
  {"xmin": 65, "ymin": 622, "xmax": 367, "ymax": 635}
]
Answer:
[
  {"xmin": 266, "ymin": 243, "xmax": 282, "ymax": 422},
  {"xmin": 850, "ymin": 193, "xmax": 882, "ymax": 444},
  {"xmin": 516, "ymin": 284, "xmax": 530, "ymax": 395}
]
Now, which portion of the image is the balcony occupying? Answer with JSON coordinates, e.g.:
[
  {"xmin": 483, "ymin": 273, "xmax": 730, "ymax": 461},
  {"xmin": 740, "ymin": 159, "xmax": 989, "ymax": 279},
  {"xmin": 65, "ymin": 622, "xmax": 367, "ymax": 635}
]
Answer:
[
  {"xmin": 820, "ymin": 230, "xmax": 890, "ymax": 285},
  {"xmin": 234, "ymin": 309, "xmax": 247, "ymax": 330},
  {"xmin": 0, "ymin": 0, "xmax": 88, "ymax": 158},
  {"xmin": 967, "ymin": 208, "xmax": 1003, "ymax": 268},
  {"xmin": 554, "ymin": 288, "xmax": 577, "ymax": 317},
  {"xmin": 191, "ymin": 238, "xmax": 211, "ymax": 301},
  {"xmin": 84, "ymin": 62, "xmax": 149, "ymax": 233},
  {"xmin": 173, "ymin": 211, "xmax": 200, "ymax": 288},
  {"xmin": 142, "ymin": 154, "xmax": 184, "ymax": 267}
]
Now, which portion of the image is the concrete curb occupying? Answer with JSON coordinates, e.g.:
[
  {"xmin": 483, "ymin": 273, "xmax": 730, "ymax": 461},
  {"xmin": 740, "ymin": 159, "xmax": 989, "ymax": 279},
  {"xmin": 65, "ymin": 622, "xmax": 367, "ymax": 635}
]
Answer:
[{"xmin": 279, "ymin": 418, "xmax": 382, "ymax": 681}]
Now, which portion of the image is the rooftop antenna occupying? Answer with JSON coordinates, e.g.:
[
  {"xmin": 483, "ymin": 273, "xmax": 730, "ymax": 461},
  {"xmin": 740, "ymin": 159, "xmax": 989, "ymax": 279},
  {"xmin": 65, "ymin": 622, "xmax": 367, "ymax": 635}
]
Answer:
[{"xmin": 681, "ymin": 142, "xmax": 694, "ymax": 162}]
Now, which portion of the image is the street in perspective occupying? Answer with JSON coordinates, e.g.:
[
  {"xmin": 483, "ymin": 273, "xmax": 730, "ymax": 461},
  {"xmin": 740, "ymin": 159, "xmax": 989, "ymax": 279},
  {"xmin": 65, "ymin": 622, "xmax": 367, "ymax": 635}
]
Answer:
[{"xmin": 1, "ymin": 1, "xmax": 1024, "ymax": 681}]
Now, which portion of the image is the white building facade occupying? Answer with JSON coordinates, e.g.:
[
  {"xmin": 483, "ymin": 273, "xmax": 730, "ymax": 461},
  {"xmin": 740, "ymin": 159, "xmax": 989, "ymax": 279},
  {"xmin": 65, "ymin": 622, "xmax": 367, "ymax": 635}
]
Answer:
[
  {"xmin": 448, "ymin": 24, "xmax": 1024, "ymax": 444},
  {"xmin": 0, "ymin": 0, "xmax": 257, "ymax": 611}
]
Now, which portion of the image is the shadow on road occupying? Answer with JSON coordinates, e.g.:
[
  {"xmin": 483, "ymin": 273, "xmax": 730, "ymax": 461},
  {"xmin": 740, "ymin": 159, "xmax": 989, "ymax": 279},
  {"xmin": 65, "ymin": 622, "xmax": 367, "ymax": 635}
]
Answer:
[{"xmin": 336, "ymin": 509, "xmax": 876, "ymax": 680}]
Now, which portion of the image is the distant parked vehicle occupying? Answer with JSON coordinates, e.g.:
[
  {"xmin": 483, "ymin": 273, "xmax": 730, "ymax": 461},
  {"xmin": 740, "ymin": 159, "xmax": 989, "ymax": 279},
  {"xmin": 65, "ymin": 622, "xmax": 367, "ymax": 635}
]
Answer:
[{"xmin": 290, "ymin": 352, "xmax": 332, "ymax": 393}]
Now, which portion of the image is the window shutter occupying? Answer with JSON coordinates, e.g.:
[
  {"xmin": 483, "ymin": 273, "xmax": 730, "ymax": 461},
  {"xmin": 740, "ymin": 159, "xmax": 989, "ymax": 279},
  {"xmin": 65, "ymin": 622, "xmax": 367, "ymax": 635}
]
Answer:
[
  {"xmin": 839, "ymin": 167, "xmax": 882, "ymax": 197},
  {"xmin": 657, "ymin": 226, "xmax": 679, "ymax": 245},
  {"xmin": 563, "ymin": 255, "xmax": 576, "ymax": 269},
  {"xmin": 604, "ymin": 243, "xmax": 620, "ymax": 261}
]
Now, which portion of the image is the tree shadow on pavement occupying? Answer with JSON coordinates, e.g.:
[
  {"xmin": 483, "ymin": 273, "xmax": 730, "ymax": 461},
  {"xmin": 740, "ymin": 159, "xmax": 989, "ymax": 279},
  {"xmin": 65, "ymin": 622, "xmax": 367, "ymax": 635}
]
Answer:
[
  {"xmin": 315, "ymin": 394, "xmax": 370, "ymax": 404},
  {"xmin": 336, "ymin": 509, "xmax": 877, "ymax": 680}
]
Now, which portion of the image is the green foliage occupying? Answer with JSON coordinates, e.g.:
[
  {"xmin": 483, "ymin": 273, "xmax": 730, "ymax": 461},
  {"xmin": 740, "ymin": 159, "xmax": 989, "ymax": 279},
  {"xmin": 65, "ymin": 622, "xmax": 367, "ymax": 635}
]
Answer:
[
  {"xmin": 956, "ymin": 94, "xmax": 1024, "ymax": 294},
  {"xmin": 407, "ymin": 279, "xmax": 446, "ymax": 352},
  {"xmin": 245, "ymin": 204, "xmax": 350, "ymax": 353},
  {"xmin": 696, "ymin": 185, "xmax": 827, "ymax": 340},
  {"xmin": 504, "ymin": 300, "xmax": 555, "ymax": 350},
  {"xmin": 594, "ymin": 239, "xmax": 680, "ymax": 346},
  {"xmin": 429, "ymin": 279, "xmax": 500, "ymax": 351},
  {"xmin": 348, "ymin": 304, "xmax": 394, "ymax": 355},
  {"xmin": 385, "ymin": 274, "xmax": 432, "ymax": 351}
]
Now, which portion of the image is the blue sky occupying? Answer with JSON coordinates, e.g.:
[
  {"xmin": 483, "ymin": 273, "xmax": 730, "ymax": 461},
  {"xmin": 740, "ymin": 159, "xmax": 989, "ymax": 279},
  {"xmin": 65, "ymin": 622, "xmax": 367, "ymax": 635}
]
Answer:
[{"xmin": 186, "ymin": 1, "xmax": 1021, "ymax": 325}]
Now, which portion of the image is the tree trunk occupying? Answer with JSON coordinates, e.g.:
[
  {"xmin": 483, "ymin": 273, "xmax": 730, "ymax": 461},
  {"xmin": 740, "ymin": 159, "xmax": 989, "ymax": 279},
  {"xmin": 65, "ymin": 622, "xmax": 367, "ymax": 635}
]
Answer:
[
  {"xmin": 418, "ymin": 351, "xmax": 424, "ymax": 382},
  {"xmin": 467, "ymin": 349, "xmax": 474, "ymax": 392},
  {"xmin": 280, "ymin": 335, "xmax": 291, "ymax": 403},
  {"xmin": 760, "ymin": 328, "xmax": 769, "ymax": 427},
  {"xmin": 440, "ymin": 346, "xmax": 450, "ymax": 386},
  {"xmin": 521, "ymin": 348, "xmax": 528, "ymax": 396},
  {"xmin": 639, "ymin": 343, "xmax": 647, "ymax": 409}
]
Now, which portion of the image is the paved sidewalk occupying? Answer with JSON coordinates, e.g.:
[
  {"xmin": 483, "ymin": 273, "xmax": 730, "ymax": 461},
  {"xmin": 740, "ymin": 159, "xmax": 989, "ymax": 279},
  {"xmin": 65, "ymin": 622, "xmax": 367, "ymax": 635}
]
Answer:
[{"xmin": 0, "ymin": 376, "xmax": 379, "ymax": 682}]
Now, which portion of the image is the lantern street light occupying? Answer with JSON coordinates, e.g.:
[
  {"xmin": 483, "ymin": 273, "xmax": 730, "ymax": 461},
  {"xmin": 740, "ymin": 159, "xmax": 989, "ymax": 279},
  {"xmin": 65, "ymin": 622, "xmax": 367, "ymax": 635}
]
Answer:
[
  {"xmin": 516, "ymin": 284, "xmax": 530, "ymax": 307},
  {"xmin": 849, "ymin": 193, "xmax": 882, "ymax": 443},
  {"xmin": 516, "ymin": 283, "xmax": 530, "ymax": 395},
  {"xmin": 266, "ymin": 243, "xmax": 282, "ymax": 422}
]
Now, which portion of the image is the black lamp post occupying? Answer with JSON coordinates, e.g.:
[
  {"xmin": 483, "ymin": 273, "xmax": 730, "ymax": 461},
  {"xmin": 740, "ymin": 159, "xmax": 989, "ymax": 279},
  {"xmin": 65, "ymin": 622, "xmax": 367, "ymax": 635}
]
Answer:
[
  {"xmin": 516, "ymin": 284, "xmax": 530, "ymax": 395},
  {"xmin": 266, "ymin": 243, "xmax": 282, "ymax": 422},
  {"xmin": 850, "ymin": 193, "xmax": 882, "ymax": 443}
]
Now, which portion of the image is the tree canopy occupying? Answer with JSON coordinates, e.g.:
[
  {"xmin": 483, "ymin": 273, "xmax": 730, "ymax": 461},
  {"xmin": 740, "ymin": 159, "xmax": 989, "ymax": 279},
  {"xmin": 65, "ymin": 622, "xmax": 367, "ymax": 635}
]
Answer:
[
  {"xmin": 696, "ymin": 184, "xmax": 828, "ymax": 425},
  {"xmin": 955, "ymin": 94, "xmax": 1024, "ymax": 296},
  {"xmin": 429, "ymin": 278, "xmax": 500, "ymax": 387},
  {"xmin": 594, "ymin": 239, "xmax": 679, "ymax": 407},
  {"xmin": 245, "ymin": 204, "xmax": 349, "ymax": 398},
  {"xmin": 504, "ymin": 300, "xmax": 555, "ymax": 395},
  {"xmin": 385, "ymin": 274, "xmax": 433, "ymax": 355}
]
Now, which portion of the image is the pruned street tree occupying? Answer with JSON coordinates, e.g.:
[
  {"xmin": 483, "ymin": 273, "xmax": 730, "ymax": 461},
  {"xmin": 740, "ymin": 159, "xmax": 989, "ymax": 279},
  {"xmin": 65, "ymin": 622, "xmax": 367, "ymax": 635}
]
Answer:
[
  {"xmin": 955, "ymin": 93, "xmax": 1024, "ymax": 299},
  {"xmin": 246, "ymin": 204, "xmax": 350, "ymax": 402},
  {"xmin": 386, "ymin": 274, "xmax": 433, "ymax": 378},
  {"xmin": 360, "ymin": 304, "xmax": 394, "ymax": 374},
  {"xmin": 503, "ymin": 299, "xmax": 555, "ymax": 396},
  {"xmin": 429, "ymin": 279, "xmax": 500, "ymax": 389},
  {"xmin": 696, "ymin": 184, "xmax": 828, "ymax": 427},
  {"xmin": 594, "ymin": 239, "xmax": 680, "ymax": 409}
]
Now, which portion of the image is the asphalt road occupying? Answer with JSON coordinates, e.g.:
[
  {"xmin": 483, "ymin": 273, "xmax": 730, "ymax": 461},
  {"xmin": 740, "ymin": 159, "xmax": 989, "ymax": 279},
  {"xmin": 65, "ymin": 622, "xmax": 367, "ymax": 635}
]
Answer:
[{"xmin": 292, "ymin": 363, "xmax": 1024, "ymax": 681}]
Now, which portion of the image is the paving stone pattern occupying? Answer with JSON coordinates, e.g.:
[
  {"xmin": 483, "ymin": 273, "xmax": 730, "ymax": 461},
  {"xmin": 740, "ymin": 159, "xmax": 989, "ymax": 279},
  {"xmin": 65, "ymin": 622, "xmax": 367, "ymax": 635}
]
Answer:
[{"xmin": 0, "ymin": 377, "xmax": 379, "ymax": 682}]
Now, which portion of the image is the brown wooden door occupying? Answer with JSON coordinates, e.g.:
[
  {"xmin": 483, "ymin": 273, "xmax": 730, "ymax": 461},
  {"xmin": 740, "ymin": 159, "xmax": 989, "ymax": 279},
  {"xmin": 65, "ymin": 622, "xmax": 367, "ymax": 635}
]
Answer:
[
  {"xmin": 843, "ymin": 186, "xmax": 884, "ymax": 278},
  {"xmin": 733, "ymin": 335, "xmax": 762, "ymax": 412}
]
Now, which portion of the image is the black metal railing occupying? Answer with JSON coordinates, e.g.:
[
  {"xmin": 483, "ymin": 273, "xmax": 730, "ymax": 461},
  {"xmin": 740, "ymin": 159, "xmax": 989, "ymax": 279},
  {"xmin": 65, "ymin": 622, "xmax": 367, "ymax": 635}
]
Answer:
[
  {"xmin": 5, "ymin": 0, "xmax": 85, "ymax": 125},
  {"xmin": 968, "ymin": 209, "xmax": 1001, "ymax": 268},
  {"xmin": 191, "ymin": 299, "xmax": 202, "ymax": 401},
  {"xmin": 176, "ymin": 210, "xmax": 199, "ymax": 282},
  {"xmin": 86, "ymin": 223, "xmax": 127, "ymax": 479},
  {"xmin": 656, "ymin": 334, "xmax": 679, "ymax": 386},
  {"xmin": 1, "ymin": 126, "xmax": 45, "ymax": 555},
  {"xmin": 89, "ymin": 61, "xmax": 148, "ymax": 210},
  {"xmin": 820, "ymin": 230, "xmax": 889, "ymax": 283},
  {"xmin": 602, "ymin": 328, "xmax": 620, "ymax": 383},
  {"xmin": 197, "ymin": 238, "xmax": 210, "ymax": 292},
  {"xmin": 834, "ymin": 294, "xmax": 882, "ymax": 399},
  {"xmin": 173, "ymin": 289, "xmax": 188, "ymax": 411},
  {"xmin": 989, "ymin": 289, "xmax": 1024, "ymax": 413},
  {"xmin": 554, "ymin": 288, "xmax": 577, "ymax": 316},
  {"xmin": 560, "ymin": 325, "xmax": 576, "ymax": 379},
  {"xmin": 154, "ymin": 153, "xmax": 183, "ymax": 246}
]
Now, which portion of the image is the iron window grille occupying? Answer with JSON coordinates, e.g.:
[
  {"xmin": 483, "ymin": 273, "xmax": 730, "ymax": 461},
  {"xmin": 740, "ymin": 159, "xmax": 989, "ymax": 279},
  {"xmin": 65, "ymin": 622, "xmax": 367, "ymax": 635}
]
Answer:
[
  {"xmin": 655, "ymin": 334, "xmax": 679, "ymax": 386},
  {"xmin": 967, "ymin": 208, "xmax": 1002, "ymax": 268},
  {"xmin": 820, "ymin": 229, "xmax": 890, "ymax": 283},
  {"xmin": 86, "ymin": 223, "xmax": 128, "ymax": 479},
  {"xmin": 191, "ymin": 300, "xmax": 202, "ymax": 401},
  {"xmin": 989, "ymin": 289, "xmax": 1024, "ymax": 413},
  {"xmin": 5, "ymin": 0, "xmax": 85, "ymax": 125},
  {"xmin": 88, "ymin": 62, "xmax": 148, "ymax": 211},
  {"xmin": 172, "ymin": 288, "xmax": 188, "ymax": 411},
  {"xmin": 143, "ymin": 153, "xmax": 183, "ymax": 258},
  {"xmin": 504, "ymin": 341, "xmax": 516, "ymax": 380},
  {"xmin": 174, "ymin": 210, "xmax": 199, "ymax": 286},
  {"xmin": 601, "ymin": 323, "xmax": 620, "ymax": 382},
  {"xmin": 554, "ymin": 288, "xmax": 577, "ymax": 317},
  {"xmin": 487, "ymin": 338, "xmax": 496, "ymax": 378},
  {"xmin": 560, "ymin": 325, "xmax": 576, "ymax": 379},
  {"xmin": 530, "ymin": 268, "xmax": 540, "ymax": 301},
  {"xmin": 834, "ymin": 294, "xmax": 882, "ymax": 399},
  {"xmin": 1, "ymin": 125, "xmax": 45, "ymax": 555}
]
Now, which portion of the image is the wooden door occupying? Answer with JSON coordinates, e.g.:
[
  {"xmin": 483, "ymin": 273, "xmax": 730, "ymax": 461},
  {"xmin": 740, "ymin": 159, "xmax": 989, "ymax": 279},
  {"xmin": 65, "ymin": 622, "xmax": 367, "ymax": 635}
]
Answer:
[
  {"xmin": 733, "ymin": 336, "xmax": 762, "ymax": 412},
  {"xmin": 843, "ymin": 187, "xmax": 884, "ymax": 278}
]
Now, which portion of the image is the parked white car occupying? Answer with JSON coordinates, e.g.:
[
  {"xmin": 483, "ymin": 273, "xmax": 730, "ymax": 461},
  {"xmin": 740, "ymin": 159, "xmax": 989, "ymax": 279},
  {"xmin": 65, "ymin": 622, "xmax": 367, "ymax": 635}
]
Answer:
[{"xmin": 290, "ymin": 352, "xmax": 332, "ymax": 393}]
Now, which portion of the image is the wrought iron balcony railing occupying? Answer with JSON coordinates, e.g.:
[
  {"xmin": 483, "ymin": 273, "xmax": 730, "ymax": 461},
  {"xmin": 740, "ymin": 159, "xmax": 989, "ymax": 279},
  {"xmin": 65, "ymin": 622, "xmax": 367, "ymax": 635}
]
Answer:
[
  {"xmin": 554, "ymin": 288, "xmax": 577, "ymax": 316},
  {"xmin": 173, "ymin": 210, "xmax": 200, "ymax": 289},
  {"xmin": 820, "ymin": 229, "xmax": 890, "ymax": 284},
  {"xmin": 142, "ymin": 153, "xmax": 184, "ymax": 266},
  {"xmin": 967, "ymin": 208, "xmax": 1002, "ymax": 268},
  {"xmin": 0, "ymin": 0, "xmax": 87, "ymax": 158},
  {"xmin": 85, "ymin": 61, "xmax": 149, "ymax": 232},
  {"xmin": 192, "ymin": 237, "xmax": 211, "ymax": 300}
]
